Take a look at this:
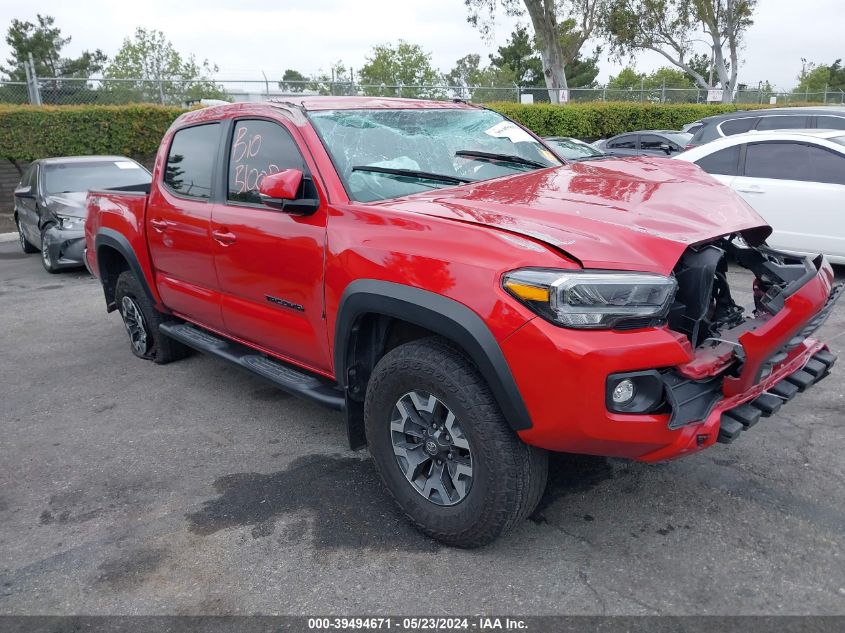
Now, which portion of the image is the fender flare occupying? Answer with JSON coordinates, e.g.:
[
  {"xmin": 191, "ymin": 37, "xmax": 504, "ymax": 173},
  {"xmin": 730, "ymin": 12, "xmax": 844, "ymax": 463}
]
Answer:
[
  {"xmin": 94, "ymin": 228, "xmax": 156, "ymax": 309},
  {"xmin": 335, "ymin": 280, "xmax": 532, "ymax": 431}
]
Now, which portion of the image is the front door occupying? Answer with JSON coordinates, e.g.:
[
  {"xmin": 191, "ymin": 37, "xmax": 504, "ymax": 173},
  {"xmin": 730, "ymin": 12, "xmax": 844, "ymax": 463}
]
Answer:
[
  {"xmin": 15, "ymin": 164, "xmax": 39, "ymax": 243},
  {"xmin": 211, "ymin": 118, "xmax": 330, "ymax": 373},
  {"xmin": 146, "ymin": 122, "xmax": 225, "ymax": 329}
]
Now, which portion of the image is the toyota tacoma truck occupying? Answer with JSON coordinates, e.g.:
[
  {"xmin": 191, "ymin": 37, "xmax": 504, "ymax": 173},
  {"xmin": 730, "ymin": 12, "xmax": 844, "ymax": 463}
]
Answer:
[{"xmin": 84, "ymin": 98, "xmax": 840, "ymax": 547}]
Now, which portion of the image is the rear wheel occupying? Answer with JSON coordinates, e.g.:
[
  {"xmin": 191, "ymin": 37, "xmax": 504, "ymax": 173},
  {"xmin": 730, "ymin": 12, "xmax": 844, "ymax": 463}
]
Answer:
[
  {"xmin": 16, "ymin": 217, "xmax": 37, "ymax": 254},
  {"xmin": 114, "ymin": 271, "xmax": 189, "ymax": 364},
  {"xmin": 364, "ymin": 337, "xmax": 547, "ymax": 548}
]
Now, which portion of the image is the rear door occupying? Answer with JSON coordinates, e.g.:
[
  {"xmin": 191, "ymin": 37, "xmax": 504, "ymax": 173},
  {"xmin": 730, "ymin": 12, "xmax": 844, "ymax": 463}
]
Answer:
[
  {"xmin": 146, "ymin": 122, "xmax": 226, "ymax": 329},
  {"xmin": 732, "ymin": 141, "xmax": 845, "ymax": 258},
  {"xmin": 211, "ymin": 117, "xmax": 331, "ymax": 372}
]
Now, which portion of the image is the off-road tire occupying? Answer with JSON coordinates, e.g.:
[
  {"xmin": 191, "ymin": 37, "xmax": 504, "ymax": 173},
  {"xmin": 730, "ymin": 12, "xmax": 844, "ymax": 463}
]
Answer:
[
  {"xmin": 17, "ymin": 217, "xmax": 38, "ymax": 254},
  {"xmin": 114, "ymin": 270, "xmax": 190, "ymax": 364},
  {"xmin": 364, "ymin": 336, "xmax": 548, "ymax": 548}
]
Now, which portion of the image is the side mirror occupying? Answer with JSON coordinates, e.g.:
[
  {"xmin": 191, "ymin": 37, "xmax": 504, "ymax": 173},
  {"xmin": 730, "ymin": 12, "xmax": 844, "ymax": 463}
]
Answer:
[
  {"xmin": 258, "ymin": 169, "xmax": 319, "ymax": 215},
  {"xmin": 14, "ymin": 185, "xmax": 34, "ymax": 199},
  {"xmin": 659, "ymin": 143, "xmax": 673, "ymax": 155}
]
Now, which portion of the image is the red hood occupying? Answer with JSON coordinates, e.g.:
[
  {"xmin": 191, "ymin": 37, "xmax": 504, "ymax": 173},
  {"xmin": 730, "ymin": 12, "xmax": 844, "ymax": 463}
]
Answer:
[{"xmin": 378, "ymin": 157, "xmax": 770, "ymax": 275}]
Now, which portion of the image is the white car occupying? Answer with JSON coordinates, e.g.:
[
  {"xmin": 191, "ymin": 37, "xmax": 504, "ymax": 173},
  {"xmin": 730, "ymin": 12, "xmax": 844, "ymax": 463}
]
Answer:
[{"xmin": 677, "ymin": 129, "xmax": 845, "ymax": 264}]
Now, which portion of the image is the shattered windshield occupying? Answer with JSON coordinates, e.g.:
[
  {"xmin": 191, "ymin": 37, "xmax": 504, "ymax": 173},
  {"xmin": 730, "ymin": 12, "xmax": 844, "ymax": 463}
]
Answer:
[{"xmin": 309, "ymin": 108, "xmax": 561, "ymax": 202}]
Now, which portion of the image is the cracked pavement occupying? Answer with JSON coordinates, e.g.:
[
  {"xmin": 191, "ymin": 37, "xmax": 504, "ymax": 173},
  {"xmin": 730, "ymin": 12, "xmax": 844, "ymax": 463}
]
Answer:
[{"xmin": 0, "ymin": 240, "xmax": 844, "ymax": 615}]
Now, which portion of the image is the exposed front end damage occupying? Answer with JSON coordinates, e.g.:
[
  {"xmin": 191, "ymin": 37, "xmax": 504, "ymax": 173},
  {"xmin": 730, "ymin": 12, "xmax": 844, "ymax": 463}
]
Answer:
[
  {"xmin": 42, "ymin": 224, "xmax": 86, "ymax": 269},
  {"xmin": 505, "ymin": 234, "xmax": 840, "ymax": 463},
  {"xmin": 661, "ymin": 238, "xmax": 841, "ymax": 447}
]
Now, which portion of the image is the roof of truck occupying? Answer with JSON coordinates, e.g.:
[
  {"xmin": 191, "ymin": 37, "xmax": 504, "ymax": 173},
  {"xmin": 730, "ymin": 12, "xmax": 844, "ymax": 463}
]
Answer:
[{"xmin": 268, "ymin": 96, "xmax": 477, "ymax": 111}]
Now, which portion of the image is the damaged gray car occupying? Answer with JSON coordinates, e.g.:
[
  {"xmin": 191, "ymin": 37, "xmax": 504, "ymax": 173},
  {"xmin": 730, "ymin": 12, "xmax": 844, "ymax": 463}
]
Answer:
[{"xmin": 14, "ymin": 156, "xmax": 151, "ymax": 273}]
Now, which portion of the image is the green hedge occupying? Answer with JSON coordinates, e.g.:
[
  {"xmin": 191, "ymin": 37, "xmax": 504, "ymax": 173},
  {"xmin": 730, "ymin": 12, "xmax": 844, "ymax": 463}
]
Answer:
[
  {"xmin": 0, "ymin": 104, "xmax": 183, "ymax": 161},
  {"xmin": 0, "ymin": 102, "xmax": 779, "ymax": 163},
  {"xmin": 487, "ymin": 101, "xmax": 774, "ymax": 139}
]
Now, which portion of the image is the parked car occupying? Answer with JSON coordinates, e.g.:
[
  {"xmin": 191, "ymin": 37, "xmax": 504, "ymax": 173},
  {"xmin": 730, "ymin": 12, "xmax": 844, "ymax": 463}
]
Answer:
[
  {"xmin": 14, "ymin": 156, "xmax": 151, "ymax": 272},
  {"xmin": 684, "ymin": 106, "xmax": 845, "ymax": 148},
  {"xmin": 595, "ymin": 130, "xmax": 692, "ymax": 157},
  {"xmin": 677, "ymin": 129, "xmax": 845, "ymax": 263},
  {"xmin": 543, "ymin": 136, "xmax": 608, "ymax": 161},
  {"xmin": 85, "ymin": 98, "xmax": 839, "ymax": 547}
]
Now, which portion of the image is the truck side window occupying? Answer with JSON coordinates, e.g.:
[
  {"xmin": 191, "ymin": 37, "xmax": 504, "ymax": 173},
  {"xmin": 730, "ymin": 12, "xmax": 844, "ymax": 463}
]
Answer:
[
  {"xmin": 227, "ymin": 119, "xmax": 307, "ymax": 205},
  {"xmin": 164, "ymin": 123, "xmax": 220, "ymax": 199}
]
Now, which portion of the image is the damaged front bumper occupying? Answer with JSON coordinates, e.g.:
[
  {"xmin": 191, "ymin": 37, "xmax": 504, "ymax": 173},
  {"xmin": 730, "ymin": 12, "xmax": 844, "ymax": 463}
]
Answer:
[
  {"xmin": 42, "ymin": 225, "xmax": 86, "ymax": 269},
  {"xmin": 650, "ymin": 253, "xmax": 841, "ymax": 460},
  {"xmin": 505, "ymin": 246, "xmax": 841, "ymax": 462}
]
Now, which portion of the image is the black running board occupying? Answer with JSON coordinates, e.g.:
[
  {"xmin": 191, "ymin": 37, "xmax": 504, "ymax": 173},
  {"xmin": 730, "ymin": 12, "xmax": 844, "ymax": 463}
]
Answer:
[{"xmin": 159, "ymin": 322, "xmax": 345, "ymax": 411}]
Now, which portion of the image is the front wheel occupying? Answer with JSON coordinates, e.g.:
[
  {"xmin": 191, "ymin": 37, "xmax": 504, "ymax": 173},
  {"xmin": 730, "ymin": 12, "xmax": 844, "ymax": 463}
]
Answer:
[
  {"xmin": 114, "ymin": 271, "xmax": 189, "ymax": 364},
  {"xmin": 40, "ymin": 227, "xmax": 59, "ymax": 273},
  {"xmin": 364, "ymin": 337, "xmax": 547, "ymax": 548}
]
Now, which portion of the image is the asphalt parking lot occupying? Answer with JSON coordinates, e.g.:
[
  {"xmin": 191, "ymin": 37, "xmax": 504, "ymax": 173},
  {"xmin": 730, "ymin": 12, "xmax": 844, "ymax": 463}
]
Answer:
[{"xmin": 1, "ymin": 238, "xmax": 844, "ymax": 616}]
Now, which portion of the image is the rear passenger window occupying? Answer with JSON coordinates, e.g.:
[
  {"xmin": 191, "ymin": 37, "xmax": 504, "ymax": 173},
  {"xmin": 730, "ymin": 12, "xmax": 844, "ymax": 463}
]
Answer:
[
  {"xmin": 816, "ymin": 115, "xmax": 845, "ymax": 130},
  {"xmin": 695, "ymin": 145, "xmax": 741, "ymax": 176},
  {"xmin": 640, "ymin": 135, "xmax": 667, "ymax": 150},
  {"xmin": 755, "ymin": 115, "xmax": 809, "ymax": 131},
  {"xmin": 744, "ymin": 142, "xmax": 829, "ymax": 182},
  {"xmin": 608, "ymin": 135, "xmax": 636, "ymax": 149},
  {"xmin": 227, "ymin": 119, "xmax": 307, "ymax": 204},
  {"xmin": 720, "ymin": 118, "xmax": 756, "ymax": 136},
  {"xmin": 804, "ymin": 145, "xmax": 845, "ymax": 185},
  {"xmin": 164, "ymin": 123, "xmax": 220, "ymax": 199}
]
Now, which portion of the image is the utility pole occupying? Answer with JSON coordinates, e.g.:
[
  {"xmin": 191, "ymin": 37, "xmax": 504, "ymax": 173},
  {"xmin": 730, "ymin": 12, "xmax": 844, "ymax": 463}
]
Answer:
[{"xmin": 27, "ymin": 52, "xmax": 42, "ymax": 105}]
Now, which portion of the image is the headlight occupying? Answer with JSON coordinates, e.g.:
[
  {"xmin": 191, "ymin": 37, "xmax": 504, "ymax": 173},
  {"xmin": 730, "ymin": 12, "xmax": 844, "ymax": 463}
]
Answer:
[
  {"xmin": 503, "ymin": 268, "xmax": 677, "ymax": 329},
  {"xmin": 58, "ymin": 215, "xmax": 84, "ymax": 230}
]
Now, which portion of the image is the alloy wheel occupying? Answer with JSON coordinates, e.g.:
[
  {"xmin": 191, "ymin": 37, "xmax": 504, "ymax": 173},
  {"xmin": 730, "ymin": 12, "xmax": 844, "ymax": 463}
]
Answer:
[
  {"xmin": 41, "ymin": 238, "xmax": 51, "ymax": 268},
  {"xmin": 120, "ymin": 295, "xmax": 149, "ymax": 355},
  {"xmin": 390, "ymin": 390, "xmax": 473, "ymax": 506},
  {"xmin": 17, "ymin": 220, "xmax": 26, "ymax": 251}
]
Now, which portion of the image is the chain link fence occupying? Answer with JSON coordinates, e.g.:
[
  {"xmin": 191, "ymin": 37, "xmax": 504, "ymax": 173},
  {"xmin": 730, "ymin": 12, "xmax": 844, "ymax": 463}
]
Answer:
[{"xmin": 1, "ymin": 77, "xmax": 844, "ymax": 107}]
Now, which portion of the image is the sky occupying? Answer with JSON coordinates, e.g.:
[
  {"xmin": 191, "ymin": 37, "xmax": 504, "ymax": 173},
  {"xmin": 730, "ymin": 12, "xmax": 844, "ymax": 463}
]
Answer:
[{"xmin": 0, "ymin": 0, "xmax": 841, "ymax": 89}]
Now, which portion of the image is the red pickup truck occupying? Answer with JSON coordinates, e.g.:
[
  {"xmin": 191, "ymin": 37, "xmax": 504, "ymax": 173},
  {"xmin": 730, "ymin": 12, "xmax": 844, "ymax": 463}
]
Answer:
[{"xmin": 85, "ymin": 97, "xmax": 840, "ymax": 547}]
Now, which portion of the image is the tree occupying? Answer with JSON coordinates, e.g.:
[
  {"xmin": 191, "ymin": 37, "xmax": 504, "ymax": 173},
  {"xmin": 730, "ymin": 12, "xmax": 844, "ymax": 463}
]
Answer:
[
  {"xmin": 305, "ymin": 60, "xmax": 354, "ymax": 95},
  {"xmin": 489, "ymin": 26, "xmax": 543, "ymax": 87},
  {"xmin": 465, "ymin": 1, "xmax": 607, "ymax": 102},
  {"xmin": 445, "ymin": 53, "xmax": 518, "ymax": 101},
  {"xmin": 358, "ymin": 41, "xmax": 441, "ymax": 98},
  {"xmin": 566, "ymin": 47, "xmax": 600, "ymax": 87},
  {"xmin": 607, "ymin": 66, "xmax": 644, "ymax": 90},
  {"xmin": 646, "ymin": 66, "xmax": 696, "ymax": 89},
  {"xmin": 279, "ymin": 69, "xmax": 307, "ymax": 92},
  {"xmin": 603, "ymin": 0, "xmax": 757, "ymax": 103},
  {"xmin": 795, "ymin": 59, "xmax": 845, "ymax": 95},
  {"xmin": 1, "ymin": 14, "xmax": 106, "ymax": 80},
  {"xmin": 103, "ymin": 27, "xmax": 227, "ymax": 104},
  {"xmin": 1, "ymin": 14, "xmax": 106, "ymax": 103}
]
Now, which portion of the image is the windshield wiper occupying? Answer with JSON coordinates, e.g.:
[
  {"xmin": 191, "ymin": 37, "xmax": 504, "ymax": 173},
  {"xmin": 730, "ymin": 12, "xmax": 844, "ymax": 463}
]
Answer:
[
  {"xmin": 351, "ymin": 165, "xmax": 472, "ymax": 185},
  {"xmin": 454, "ymin": 150, "xmax": 547, "ymax": 169}
]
